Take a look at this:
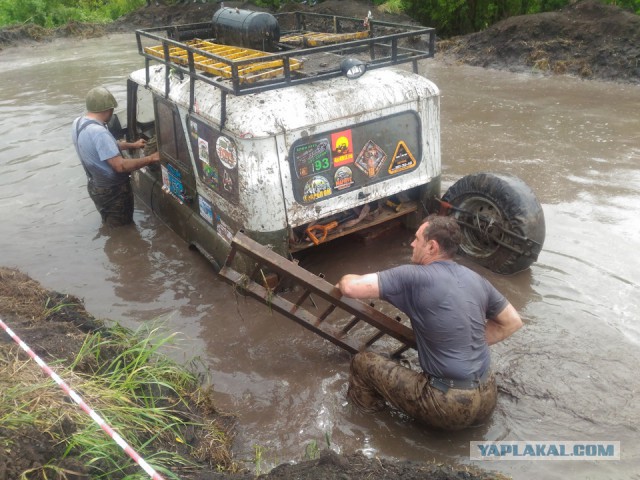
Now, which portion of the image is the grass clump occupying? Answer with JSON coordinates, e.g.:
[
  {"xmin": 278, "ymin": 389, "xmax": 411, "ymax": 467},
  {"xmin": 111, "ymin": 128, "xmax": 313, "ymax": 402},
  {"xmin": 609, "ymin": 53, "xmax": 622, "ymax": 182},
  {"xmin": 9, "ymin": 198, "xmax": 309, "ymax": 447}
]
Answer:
[
  {"xmin": 0, "ymin": 323, "xmax": 238, "ymax": 479},
  {"xmin": 376, "ymin": 0, "xmax": 405, "ymax": 15}
]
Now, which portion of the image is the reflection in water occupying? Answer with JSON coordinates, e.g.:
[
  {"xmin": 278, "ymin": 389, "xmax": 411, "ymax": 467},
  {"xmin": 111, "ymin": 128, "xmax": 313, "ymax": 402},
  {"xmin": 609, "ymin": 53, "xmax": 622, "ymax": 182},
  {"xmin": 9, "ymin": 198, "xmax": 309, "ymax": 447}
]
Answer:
[
  {"xmin": 1, "ymin": 35, "xmax": 640, "ymax": 479},
  {"xmin": 101, "ymin": 224, "xmax": 158, "ymax": 303}
]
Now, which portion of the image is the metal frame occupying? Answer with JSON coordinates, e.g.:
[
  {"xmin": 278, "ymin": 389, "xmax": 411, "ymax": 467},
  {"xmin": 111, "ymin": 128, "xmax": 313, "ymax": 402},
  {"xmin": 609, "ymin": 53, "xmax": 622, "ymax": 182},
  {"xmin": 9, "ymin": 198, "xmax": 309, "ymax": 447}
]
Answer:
[{"xmin": 135, "ymin": 11, "xmax": 435, "ymax": 109}]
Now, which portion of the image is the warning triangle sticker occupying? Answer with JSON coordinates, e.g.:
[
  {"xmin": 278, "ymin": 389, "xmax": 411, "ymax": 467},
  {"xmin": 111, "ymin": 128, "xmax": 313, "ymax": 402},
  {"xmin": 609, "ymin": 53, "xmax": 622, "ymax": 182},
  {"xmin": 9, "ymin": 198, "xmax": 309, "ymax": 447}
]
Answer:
[{"xmin": 388, "ymin": 141, "xmax": 417, "ymax": 175}]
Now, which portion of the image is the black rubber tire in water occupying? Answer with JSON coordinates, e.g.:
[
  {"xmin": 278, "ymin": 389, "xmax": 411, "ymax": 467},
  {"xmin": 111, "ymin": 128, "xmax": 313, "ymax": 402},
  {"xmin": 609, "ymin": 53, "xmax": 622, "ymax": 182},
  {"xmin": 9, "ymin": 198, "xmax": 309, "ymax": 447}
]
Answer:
[{"xmin": 442, "ymin": 172, "xmax": 545, "ymax": 274}]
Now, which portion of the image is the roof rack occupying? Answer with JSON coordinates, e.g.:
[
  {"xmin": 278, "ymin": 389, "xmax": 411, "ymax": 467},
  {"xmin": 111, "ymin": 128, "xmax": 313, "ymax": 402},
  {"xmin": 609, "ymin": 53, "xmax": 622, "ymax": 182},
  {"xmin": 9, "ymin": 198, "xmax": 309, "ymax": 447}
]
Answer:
[{"xmin": 135, "ymin": 11, "xmax": 435, "ymax": 103}]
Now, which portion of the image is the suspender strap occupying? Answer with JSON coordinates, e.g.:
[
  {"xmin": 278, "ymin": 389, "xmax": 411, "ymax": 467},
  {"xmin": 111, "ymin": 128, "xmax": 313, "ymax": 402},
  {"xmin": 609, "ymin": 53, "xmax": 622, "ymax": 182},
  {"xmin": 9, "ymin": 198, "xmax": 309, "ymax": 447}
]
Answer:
[{"xmin": 73, "ymin": 118, "xmax": 104, "ymax": 181}]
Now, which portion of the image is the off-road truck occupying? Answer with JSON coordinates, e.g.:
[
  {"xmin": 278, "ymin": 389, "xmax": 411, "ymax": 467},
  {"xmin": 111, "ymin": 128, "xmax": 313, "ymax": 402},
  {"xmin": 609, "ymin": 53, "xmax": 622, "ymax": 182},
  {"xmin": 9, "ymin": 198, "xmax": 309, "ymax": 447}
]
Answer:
[{"xmin": 119, "ymin": 7, "xmax": 545, "ymax": 280}]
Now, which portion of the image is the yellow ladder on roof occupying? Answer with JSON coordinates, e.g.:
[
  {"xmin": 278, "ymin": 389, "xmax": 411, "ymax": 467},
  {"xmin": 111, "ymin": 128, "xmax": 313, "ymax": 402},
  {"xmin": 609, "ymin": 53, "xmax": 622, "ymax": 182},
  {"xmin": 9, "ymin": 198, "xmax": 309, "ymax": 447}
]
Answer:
[{"xmin": 144, "ymin": 39, "xmax": 303, "ymax": 83}]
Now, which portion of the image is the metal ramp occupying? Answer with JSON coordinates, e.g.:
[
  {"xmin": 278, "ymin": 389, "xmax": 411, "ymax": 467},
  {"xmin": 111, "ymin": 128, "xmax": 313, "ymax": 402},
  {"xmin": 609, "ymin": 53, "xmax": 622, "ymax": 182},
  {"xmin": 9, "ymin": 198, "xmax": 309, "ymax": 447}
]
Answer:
[
  {"xmin": 144, "ymin": 39, "xmax": 303, "ymax": 83},
  {"xmin": 217, "ymin": 232, "xmax": 416, "ymax": 357}
]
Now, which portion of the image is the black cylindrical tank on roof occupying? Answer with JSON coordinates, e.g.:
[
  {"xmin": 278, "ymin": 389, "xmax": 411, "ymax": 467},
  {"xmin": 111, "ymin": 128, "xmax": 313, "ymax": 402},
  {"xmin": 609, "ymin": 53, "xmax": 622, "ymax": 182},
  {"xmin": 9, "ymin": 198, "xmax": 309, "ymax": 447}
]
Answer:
[{"xmin": 212, "ymin": 8, "xmax": 280, "ymax": 52}]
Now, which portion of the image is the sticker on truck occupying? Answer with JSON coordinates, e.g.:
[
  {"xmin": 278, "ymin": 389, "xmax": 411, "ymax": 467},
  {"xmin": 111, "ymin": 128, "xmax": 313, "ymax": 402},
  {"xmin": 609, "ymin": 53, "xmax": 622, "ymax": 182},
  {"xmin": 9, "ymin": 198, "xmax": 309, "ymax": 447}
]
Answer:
[{"xmin": 290, "ymin": 111, "xmax": 422, "ymax": 204}]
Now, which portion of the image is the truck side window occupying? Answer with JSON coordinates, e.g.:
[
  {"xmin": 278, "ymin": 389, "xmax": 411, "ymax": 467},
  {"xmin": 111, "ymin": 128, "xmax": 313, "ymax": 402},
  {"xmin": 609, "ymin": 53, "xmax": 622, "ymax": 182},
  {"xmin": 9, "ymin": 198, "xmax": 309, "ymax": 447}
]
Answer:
[{"xmin": 155, "ymin": 98, "xmax": 190, "ymax": 172}]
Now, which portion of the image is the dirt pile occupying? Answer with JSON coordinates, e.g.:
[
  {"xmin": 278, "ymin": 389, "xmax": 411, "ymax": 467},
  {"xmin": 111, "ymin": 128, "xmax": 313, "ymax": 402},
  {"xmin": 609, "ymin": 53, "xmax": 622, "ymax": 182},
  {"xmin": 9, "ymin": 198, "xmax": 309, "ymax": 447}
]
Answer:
[{"xmin": 438, "ymin": 0, "xmax": 640, "ymax": 83}]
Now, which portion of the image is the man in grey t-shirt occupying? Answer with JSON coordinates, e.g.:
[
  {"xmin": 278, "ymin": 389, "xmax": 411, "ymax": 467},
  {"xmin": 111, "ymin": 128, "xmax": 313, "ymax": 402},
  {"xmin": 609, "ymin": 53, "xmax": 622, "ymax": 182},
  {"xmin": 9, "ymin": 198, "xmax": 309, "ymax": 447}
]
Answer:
[{"xmin": 336, "ymin": 215, "xmax": 522, "ymax": 430}]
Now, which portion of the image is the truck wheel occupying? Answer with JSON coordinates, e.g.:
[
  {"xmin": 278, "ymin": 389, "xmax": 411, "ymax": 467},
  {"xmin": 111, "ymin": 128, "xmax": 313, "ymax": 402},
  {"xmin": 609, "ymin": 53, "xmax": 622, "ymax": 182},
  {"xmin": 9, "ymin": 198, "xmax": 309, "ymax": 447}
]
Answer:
[{"xmin": 442, "ymin": 172, "xmax": 545, "ymax": 274}]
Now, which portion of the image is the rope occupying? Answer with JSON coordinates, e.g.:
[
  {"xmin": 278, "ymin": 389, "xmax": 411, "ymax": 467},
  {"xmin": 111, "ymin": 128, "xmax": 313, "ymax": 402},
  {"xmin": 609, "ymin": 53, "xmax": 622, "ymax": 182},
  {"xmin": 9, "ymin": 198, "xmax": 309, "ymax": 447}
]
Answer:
[{"xmin": 0, "ymin": 317, "xmax": 165, "ymax": 480}]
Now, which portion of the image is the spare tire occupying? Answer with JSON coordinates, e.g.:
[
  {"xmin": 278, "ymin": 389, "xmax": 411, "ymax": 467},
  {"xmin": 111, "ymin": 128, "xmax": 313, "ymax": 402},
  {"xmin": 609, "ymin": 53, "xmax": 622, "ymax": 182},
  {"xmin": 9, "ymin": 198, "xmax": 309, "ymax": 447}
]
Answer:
[{"xmin": 442, "ymin": 173, "xmax": 545, "ymax": 274}]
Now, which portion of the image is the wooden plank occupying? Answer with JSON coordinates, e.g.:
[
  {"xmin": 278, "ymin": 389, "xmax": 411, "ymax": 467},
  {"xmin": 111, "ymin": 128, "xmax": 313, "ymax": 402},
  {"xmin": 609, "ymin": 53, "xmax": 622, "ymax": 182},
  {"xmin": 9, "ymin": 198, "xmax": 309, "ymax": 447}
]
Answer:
[{"xmin": 280, "ymin": 31, "xmax": 369, "ymax": 47}]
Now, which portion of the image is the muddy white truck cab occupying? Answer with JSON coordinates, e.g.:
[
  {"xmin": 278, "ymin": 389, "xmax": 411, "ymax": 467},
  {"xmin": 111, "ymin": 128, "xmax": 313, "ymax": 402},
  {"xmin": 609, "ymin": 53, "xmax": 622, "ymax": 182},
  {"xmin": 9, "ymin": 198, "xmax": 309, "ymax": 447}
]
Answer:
[{"xmin": 123, "ymin": 8, "xmax": 544, "ymax": 278}]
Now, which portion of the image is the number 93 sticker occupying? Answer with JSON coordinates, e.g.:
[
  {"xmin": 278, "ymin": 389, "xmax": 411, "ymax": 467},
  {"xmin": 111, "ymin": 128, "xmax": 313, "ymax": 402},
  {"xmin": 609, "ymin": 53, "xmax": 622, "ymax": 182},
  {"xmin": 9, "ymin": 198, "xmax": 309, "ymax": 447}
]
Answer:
[{"xmin": 293, "ymin": 139, "xmax": 331, "ymax": 179}]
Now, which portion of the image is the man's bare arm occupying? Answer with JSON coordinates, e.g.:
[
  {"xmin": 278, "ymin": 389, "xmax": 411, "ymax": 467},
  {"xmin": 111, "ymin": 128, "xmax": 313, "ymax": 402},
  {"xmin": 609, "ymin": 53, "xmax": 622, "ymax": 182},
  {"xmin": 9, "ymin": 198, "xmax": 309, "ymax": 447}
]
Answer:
[
  {"xmin": 107, "ymin": 151, "xmax": 160, "ymax": 174},
  {"xmin": 336, "ymin": 273, "xmax": 380, "ymax": 299},
  {"xmin": 485, "ymin": 303, "xmax": 523, "ymax": 345},
  {"xmin": 118, "ymin": 138, "xmax": 147, "ymax": 150}
]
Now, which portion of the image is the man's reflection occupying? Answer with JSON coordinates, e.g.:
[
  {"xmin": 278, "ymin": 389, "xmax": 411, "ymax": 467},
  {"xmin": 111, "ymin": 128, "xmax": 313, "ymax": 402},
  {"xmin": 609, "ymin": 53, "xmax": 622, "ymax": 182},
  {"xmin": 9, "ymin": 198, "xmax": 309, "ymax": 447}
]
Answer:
[{"xmin": 101, "ymin": 223, "xmax": 160, "ymax": 303}]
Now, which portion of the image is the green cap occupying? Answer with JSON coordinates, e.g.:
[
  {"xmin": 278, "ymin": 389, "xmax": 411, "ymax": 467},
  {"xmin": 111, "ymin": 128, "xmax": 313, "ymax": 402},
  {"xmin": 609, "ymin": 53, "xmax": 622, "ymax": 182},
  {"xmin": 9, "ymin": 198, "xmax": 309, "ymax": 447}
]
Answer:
[{"xmin": 86, "ymin": 86, "xmax": 118, "ymax": 113}]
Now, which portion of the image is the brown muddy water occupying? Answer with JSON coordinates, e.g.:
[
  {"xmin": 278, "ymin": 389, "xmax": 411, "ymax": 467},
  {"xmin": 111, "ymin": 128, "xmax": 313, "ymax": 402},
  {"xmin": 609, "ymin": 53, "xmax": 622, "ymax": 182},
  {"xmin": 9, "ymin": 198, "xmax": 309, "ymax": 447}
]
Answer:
[{"xmin": 1, "ymin": 34, "xmax": 639, "ymax": 479}]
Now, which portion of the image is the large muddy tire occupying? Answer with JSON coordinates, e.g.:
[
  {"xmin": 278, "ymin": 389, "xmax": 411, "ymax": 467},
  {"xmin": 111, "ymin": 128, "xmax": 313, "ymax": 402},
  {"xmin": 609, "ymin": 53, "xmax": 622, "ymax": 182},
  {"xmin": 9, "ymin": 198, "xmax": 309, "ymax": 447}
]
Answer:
[{"xmin": 442, "ymin": 172, "xmax": 545, "ymax": 274}]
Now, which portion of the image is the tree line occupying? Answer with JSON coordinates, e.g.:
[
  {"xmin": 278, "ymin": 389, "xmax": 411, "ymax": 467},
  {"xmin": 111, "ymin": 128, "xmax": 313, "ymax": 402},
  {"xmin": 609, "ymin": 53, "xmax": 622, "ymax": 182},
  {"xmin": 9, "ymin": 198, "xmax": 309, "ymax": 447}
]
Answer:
[{"xmin": 1, "ymin": 0, "xmax": 638, "ymax": 35}]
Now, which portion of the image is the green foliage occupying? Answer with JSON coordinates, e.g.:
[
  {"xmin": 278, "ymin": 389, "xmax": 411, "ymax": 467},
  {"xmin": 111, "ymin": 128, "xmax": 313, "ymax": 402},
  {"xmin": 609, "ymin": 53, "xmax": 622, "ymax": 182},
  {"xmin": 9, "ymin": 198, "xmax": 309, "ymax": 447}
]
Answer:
[
  {"xmin": 611, "ymin": 0, "xmax": 640, "ymax": 14},
  {"xmin": 253, "ymin": 444, "xmax": 266, "ymax": 476},
  {"xmin": 0, "ymin": 0, "xmax": 147, "ymax": 28},
  {"xmin": 0, "ymin": 0, "xmax": 638, "ymax": 36},
  {"xmin": 97, "ymin": 0, "xmax": 149, "ymax": 21},
  {"xmin": 399, "ymin": 0, "xmax": 639, "ymax": 36},
  {"xmin": 253, "ymin": 0, "xmax": 281, "ymax": 10},
  {"xmin": 304, "ymin": 440, "xmax": 319, "ymax": 460},
  {"xmin": 376, "ymin": 0, "xmax": 405, "ymax": 14}
]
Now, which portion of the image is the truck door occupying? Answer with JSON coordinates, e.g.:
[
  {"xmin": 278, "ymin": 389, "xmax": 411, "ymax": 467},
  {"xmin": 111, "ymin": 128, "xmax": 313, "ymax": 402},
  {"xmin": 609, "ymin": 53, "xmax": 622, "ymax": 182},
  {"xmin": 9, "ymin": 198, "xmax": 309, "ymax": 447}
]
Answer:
[{"xmin": 154, "ymin": 97, "xmax": 197, "ymax": 211}]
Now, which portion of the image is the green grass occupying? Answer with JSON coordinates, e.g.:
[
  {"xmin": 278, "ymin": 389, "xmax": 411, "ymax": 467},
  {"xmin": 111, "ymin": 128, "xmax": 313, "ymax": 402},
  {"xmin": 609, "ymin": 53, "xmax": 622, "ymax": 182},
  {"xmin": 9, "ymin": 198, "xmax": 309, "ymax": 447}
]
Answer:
[
  {"xmin": 0, "ymin": 0, "xmax": 148, "ymax": 29},
  {"xmin": 43, "ymin": 296, "xmax": 79, "ymax": 317},
  {"xmin": 376, "ymin": 0, "xmax": 406, "ymax": 15},
  {"xmin": 0, "ymin": 323, "xmax": 236, "ymax": 479}
]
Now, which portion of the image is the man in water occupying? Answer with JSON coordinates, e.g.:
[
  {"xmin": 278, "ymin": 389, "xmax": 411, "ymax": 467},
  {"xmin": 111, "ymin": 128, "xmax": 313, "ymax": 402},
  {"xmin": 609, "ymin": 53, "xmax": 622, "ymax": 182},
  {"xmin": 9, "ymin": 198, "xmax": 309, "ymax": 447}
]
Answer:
[
  {"xmin": 72, "ymin": 86, "xmax": 160, "ymax": 227},
  {"xmin": 336, "ymin": 215, "xmax": 523, "ymax": 429}
]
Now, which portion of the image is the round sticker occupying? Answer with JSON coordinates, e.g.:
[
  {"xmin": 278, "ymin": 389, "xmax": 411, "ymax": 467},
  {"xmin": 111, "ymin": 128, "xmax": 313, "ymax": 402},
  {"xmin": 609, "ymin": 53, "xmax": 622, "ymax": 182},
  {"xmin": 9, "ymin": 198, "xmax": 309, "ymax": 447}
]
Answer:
[
  {"xmin": 334, "ymin": 166, "xmax": 354, "ymax": 190},
  {"xmin": 303, "ymin": 175, "xmax": 332, "ymax": 203},
  {"xmin": 216, "ymin": 136, "xmax": 238, "ymax": 169}
]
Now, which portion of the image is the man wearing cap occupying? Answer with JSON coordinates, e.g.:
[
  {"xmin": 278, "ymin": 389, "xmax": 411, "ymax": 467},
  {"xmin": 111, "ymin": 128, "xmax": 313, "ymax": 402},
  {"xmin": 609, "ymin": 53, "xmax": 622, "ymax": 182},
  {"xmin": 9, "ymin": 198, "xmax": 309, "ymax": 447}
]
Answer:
[
  {"xmin": 72, "ymin": 86, "xmax": 160, "ymax": 227},
  {"xmin": 336, "ymin": 214, "xmax": 523, "ymax": 430}
]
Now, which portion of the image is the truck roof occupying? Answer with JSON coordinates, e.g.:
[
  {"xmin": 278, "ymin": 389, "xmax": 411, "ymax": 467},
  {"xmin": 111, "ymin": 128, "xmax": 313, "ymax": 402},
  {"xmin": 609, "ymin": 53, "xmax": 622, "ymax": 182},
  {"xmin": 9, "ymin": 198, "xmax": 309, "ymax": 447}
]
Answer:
[{"xmin": 130, "ymin": 65, "xmax": 439, "ymax": 137}]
